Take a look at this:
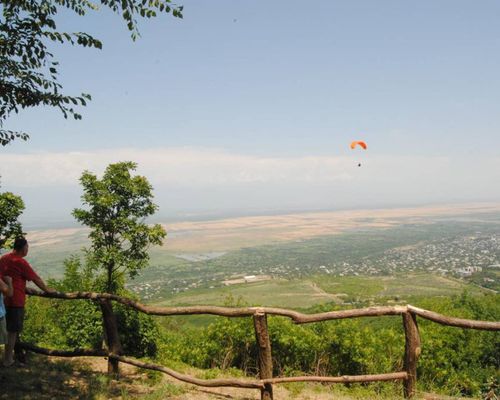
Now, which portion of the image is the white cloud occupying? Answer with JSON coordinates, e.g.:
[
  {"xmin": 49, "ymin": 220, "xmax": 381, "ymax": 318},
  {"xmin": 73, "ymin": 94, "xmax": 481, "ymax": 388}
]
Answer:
[
  {"xmin": 0, "ymin": 147, "xmax": 357, "ymax": 187},
  {"xmin": 2, "ymin": 147, "xmax": 499, "ymax": 227}
]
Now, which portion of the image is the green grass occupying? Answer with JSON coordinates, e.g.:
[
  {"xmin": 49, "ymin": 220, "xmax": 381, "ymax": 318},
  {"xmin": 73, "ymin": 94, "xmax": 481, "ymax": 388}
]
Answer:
[
  {"xmin": 154, "ymin": 273, "xmax": 487, "ymax": 310},
  {"xmin": 311, "ymin": 273, "xmax": 486, "ymax": 301},
  {"xmin": 137, "ymin": 383, "xmax": 186, "ymax": 399},
  {"xmin": 311, "ymin": 275, "xmax": 385, "ymax": 298},
  {"xmin": 155, "ymin": 278, "xmax": 339, "ymax": 308}
]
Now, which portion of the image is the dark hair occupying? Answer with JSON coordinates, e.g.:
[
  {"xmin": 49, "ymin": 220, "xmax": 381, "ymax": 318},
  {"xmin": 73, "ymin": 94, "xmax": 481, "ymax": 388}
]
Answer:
[{"xmin": 13, "ymin": 237, "xmax": 28, "ymax": 251}]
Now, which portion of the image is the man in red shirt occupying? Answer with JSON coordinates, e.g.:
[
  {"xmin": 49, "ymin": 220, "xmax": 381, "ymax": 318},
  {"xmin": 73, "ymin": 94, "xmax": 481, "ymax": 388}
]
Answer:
[{"xmin": 0, "ymin": 237, "xmax": 54, "ymax": 367}]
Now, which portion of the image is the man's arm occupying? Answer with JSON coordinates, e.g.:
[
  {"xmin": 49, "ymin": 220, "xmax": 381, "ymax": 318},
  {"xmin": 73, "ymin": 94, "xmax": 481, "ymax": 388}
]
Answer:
[
  {"xmin": 32, "ymin": 276, "xmax": 56, "ymax": 293},
  {"xmin": 20, "ymin": 259, "xmax": 56, "ymax": 294},
  {"xmin": 0, "ymin": 276, "xmax": 13, "ymax": 297}
]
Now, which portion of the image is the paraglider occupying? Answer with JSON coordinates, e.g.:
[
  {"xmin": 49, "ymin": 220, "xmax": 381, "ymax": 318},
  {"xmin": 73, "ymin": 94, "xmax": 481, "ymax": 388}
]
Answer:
[
  {"xmin": 350, "ymin": 141, "xmax": 367, "ymax": 150},
  {"xmin": 350, "ymin": 140, "xmax": 367, "ymax": 167}
]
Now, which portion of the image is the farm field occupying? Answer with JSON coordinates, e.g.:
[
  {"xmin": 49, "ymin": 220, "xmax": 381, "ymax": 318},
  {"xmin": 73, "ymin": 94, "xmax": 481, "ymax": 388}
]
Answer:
[
  {"xmin": 25, "ymin": 202, "xmax": 500, "ymax": 278},
  {"xmin": 155, "ymin": 272, "xmax": 487, "ymax": 309},
  {"xmin": 311, "ymin": 273, "xmax": 476, "ymax": 299},
  {"xmin": 154, "ymin": 203, "xmax": 500, "ymax": 253},
  {"xmin": 155, "ymin": 278, "xmax": 340, "ymax": 309}
]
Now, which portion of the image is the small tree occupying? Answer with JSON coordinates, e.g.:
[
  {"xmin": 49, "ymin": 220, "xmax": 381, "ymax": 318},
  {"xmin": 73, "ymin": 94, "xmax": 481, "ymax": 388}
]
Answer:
[
  {"xmin": 73, "ymin": 161, "xmax": 166, "ymax": 294},
  {"xmin": 73, "ymin": 161, "xmax": 166, "ymax": 374},
  {"xmin": 0, "ymin": 182, "xmax": 25, "ymax": 250}
]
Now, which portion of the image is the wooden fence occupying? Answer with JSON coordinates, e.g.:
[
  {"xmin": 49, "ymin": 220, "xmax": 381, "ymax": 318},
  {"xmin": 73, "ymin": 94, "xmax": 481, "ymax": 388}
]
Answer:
[{"xmin": 22, "ymin": 289, "xmax": 500, "ymax": 400}]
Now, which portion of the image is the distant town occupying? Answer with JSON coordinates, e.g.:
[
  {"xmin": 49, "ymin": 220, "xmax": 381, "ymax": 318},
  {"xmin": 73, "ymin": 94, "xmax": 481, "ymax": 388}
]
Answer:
[{"xmin": 336, "ymin": 233, "xmax": 497, "ymax": 278}]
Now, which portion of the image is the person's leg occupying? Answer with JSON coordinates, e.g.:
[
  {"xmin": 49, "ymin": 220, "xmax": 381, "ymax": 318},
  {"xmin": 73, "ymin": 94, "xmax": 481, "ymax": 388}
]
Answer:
[
  {"xmin": 14, "ymin": 308, "xmax": 26, "ymax": 364},
  {"xmin": 3, "ymin": 331, "xmax": 16, "ymax": 366},
  {"xmin": 0, "ymin": 316, "xmax": 7, "ymax": 345},
  {"xmin": 3, "ymin": 307, "xmax": 23, "ymax": 366},
  {"xmin": 0, "ymin": 316, "xmax": 7, "ymax": 361},
  {"xmin": 14, "ymin": 332, "xmax": 26, "ymax": 364}
]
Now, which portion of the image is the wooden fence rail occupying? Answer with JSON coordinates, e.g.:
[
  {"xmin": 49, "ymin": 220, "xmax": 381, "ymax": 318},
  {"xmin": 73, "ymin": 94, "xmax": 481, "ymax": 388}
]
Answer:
[{"xmin": 23, "ymin": 289, "xmax": 500, "ymax": 399}]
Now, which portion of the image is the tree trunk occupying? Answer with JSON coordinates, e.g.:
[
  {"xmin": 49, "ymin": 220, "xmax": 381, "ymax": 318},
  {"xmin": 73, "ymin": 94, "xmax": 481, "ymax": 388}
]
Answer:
[
  {"xmin": 100, "ymin": 298, "xmax": 123, "ymax": 377},
  {"xmin": 107, "ymin": 263, "xmax": 114, "ymax": 293}
]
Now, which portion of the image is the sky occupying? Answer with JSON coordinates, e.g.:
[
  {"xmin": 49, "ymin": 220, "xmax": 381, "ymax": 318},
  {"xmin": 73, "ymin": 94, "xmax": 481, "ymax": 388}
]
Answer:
[{"xmin": 1, "ymin": 0, "xmax": 500, "ymax": 228}]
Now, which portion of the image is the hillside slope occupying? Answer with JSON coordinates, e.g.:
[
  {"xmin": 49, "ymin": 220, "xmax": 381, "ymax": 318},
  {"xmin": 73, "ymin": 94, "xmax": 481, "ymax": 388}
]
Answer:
[{"xmin": 0, "ymin": 354, "xmax": 480, "ymax": 400}]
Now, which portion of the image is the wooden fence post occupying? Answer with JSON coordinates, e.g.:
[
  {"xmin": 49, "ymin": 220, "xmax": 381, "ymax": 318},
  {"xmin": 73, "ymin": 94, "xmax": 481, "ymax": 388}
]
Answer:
[
  {"xmin": 402, "ymin": 311, "xmax": 421, "ymax": 398},
  {"xmin": 99, "ymin": 298, "xmax": 123, "ymax": 377},
  {"xmin": 253, "ymin": 311, "xmax": 273, "ymax": 400}
]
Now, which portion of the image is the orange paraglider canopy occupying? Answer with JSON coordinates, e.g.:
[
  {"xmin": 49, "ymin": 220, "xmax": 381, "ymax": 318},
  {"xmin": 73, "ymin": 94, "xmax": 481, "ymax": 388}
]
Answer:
[{"xmin": 350, "ymin": 140, "xmax": 367, "ymax": 150}]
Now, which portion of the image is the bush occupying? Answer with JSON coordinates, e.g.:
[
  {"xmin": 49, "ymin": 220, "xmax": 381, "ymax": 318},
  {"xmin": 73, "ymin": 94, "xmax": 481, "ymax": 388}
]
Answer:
[
  {"xmin": 24, "ymin": 256, "xmax": 159, "ymax": 358},
  {"xmin": 155, "ymin": 293, "xmax": 499, "ymax": 398}
]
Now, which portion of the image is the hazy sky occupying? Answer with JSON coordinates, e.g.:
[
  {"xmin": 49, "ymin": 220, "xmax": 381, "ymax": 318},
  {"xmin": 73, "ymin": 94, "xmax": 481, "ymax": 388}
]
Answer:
[{"xmin": 1, "ymin": 1, "xmax": 499, "ymax": 227}]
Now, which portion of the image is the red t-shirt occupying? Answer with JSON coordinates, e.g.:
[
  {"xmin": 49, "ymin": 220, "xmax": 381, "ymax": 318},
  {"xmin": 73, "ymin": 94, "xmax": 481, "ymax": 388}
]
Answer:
[{"xmin": 0, "ymin": 252, "xmax": 40, "ymax": 307}]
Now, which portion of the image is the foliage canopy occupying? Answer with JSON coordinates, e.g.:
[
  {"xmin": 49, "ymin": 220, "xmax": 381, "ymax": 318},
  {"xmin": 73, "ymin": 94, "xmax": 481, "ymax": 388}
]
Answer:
[
  {"xmin": 0, "ymin": 0, "xmax": 183, "ymax": 145},
  {"xmin": 73, "ymin": 161, "xmax": 166, "ymax": 293},
  {"xmin": 0, "ymin": 185, "xmax": 24, "ymax": 250},
  {"xmin": 158, "ymin": 294, "xmax": 499, "ymax": 397}
]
